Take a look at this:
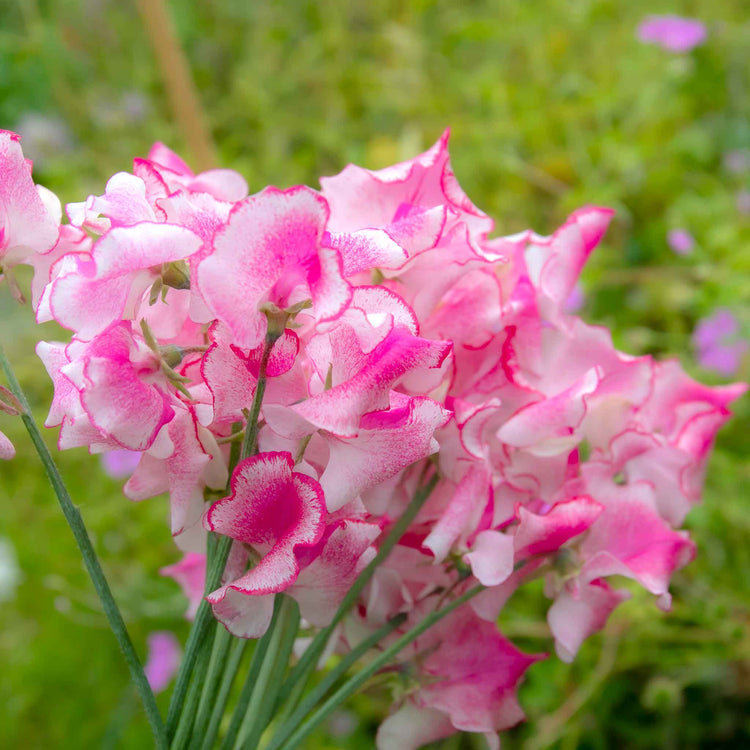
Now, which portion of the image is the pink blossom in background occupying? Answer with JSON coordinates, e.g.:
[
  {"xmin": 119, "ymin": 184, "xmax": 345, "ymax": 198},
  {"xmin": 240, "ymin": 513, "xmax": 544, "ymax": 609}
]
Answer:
[
  {"xmin": 143, "ymin": 631, "xmax": 181, "ymax": 693},
  {"xmin": 736, "ymin": 190, "xmax": 750, "ymax": 216},
  {"xmin": 564, "ymin": 282, "xmax": 585, "ymax": 312},
  {"xmin": 693, "ymin": 309, "xmax": 748, "ymax": 377},
  {"xmin": 0, "ymin": 431, "xmax": 14, "ymax": 460},
  {"xmin": 100, "ymin": 449, "xmax": 141, "ymax": 479},
  {"xmin": 161, "ymin": 553, "xmax": 206, "ymax": 620},
  {"xmin": 723, "ymin": 150, "xmax": 750, "ymax": 174},
  {"xmin": 637, "ymin": 16, "xmax": 707, "ymax": 53},
  {"xmin": 667, "ymin": 228, "xmax": 694, "ymax": 255}
]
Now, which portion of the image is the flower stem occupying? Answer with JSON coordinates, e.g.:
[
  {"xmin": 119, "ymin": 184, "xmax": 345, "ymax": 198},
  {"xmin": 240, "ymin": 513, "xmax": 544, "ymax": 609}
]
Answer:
[
  {"xmin": 170, "ymin": 640, "xmax": 212, "ymax": 750},
  {"xmin": 277, "ymin": 468, "xmax": 439, "ymax": 707},
  {"xmin": 189, "ymin": 624, "xmax": 233, "ymax": 745},
  {"xmin": 0, "ymin": 347, "xmax": 167, "ymax": 748},
  {"xmin": 166, "ymin": 536, "xmax": 233, "ymax": 739},
  {"xmin": 167, "ymin": 331, "xmax": 276, "ymax": 739},
  {"xmin": 240, "ymin": 333, "xmax": 275, "ymax": 461},
  {"xmin": 277, "ymin": 585, "xmax": 484, "ymax": 750},
  {"xmin": 233, "ymin": 596, "xmax": 300, "ymax": 749},
  {"xmin": 198, "ymin": 637, "xmax": 248, "ymax": 750},
  {"xmin": 220, "ymin": 598, "xmax": 282, "ymax": 750},
  {"xmin": 265, "ymin": 614, "xmax": 407, "ymax": 750}
]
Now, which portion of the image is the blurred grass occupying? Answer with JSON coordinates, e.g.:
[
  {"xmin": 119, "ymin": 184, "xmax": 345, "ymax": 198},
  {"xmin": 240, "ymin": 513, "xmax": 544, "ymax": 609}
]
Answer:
[{"xmin": 0, "ymin": 0, "xmax": 748, "ymax": 747}]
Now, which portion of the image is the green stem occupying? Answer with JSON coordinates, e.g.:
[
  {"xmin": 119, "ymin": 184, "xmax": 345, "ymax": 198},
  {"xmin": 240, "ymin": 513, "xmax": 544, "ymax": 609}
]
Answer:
[
  {"xmin": 277, "ymin": 585, "xmax": 484, "ymax": 750},
  {"xmin": 166, "ymin": 536, "xmax": 233, "ymax": 739},
  {"xmin": 170, "ymin": 636, "xmax": 213, "ymax": 750},
  {"xmin": 189, "ymin": 624, "xmax": 233, "ymax": 746},
  {"xmin": 240, "ymin": 334, "xmax": 274, "ymax": 461},
  {"xmin": 168, "ymin": 330, "xmax": 276, "ymax": 738},
  {"xmin": 234, "ymin": 596, "xmax": 300, "ymax": 749},
  {"xmin": 265, "ymin": 614, "xmax": 406, "ymax": 750},
  {"xmin": 199, "ymin": 637, "xmax": 248, "ymax": 750},
  {"xmin": 0, "ymin": 348, "xmax": 167, "ymax": 749},
  {"xmin": 278, "ymin": 470, "xmax": 439, "ymax": 707},
  {"xmin": 220, "ymin": 598, "xmax": 283, "ymax": 750}
]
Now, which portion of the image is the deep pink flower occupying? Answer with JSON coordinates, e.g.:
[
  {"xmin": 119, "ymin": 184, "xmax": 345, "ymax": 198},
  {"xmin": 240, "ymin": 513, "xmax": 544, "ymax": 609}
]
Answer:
[
  {"xmin": 205, "ymin": 452, "xmax": 326, "ymax": 635},
  {"xmin": 637, "ymin": 16, "xmax": 707, "ymax": 53}
]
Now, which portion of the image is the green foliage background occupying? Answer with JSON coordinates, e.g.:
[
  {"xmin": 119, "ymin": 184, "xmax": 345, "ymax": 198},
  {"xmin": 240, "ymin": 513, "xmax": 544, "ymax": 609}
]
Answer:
[{"xmin": 0, "ymin": 1, "xmax": 747, "ymax": 748}]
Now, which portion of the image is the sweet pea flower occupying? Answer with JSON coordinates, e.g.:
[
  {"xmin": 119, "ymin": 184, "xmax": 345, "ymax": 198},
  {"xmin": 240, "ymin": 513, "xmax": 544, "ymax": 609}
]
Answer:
[
  {"xmin": 100, "ymin": 449, "xmax": 141, "ymax": 479},
  {"xmin": 0, "ymin": 430, "xmax": 14, "ymax": 460},
  {"xmin": 637, "ymin": 16, "xmax": 707, "ymax": 53},
  {"xmin": 0, "ymin": 130, "xmax": 59, "ymax": 269},
  {"xmin": 143, "ymin": 631, "xmax": 181, "ymax": 693},
  {"xmin": 20, "ymin": 135, "xmax": 744, "ymax": 749}
]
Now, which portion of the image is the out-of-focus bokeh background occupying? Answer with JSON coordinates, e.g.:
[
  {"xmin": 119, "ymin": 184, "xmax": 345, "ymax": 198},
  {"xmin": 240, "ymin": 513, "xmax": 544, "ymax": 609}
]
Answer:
[{"xmin": 1, "ymin": 1, "xmax": 748, "ymax": 747}]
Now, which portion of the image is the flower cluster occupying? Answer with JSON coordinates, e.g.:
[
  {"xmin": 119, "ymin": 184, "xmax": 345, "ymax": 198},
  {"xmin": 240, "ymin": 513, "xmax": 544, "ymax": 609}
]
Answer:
[{"xmin": 3, "ymin": 128, "xmax": 744, "ymax": 747}]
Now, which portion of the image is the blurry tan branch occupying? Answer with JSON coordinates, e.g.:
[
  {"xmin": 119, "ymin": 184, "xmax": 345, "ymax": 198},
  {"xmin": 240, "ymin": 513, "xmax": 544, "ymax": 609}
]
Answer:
[{"xmin": 135, "ymin": 0, "xmax": 218, "ymax": 171}]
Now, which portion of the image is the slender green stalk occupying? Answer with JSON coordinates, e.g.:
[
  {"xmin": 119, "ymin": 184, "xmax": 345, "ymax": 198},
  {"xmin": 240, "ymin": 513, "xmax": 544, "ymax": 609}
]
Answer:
[
  {"xmin": 166, "ymin": 536, "xmax": 233, "ymax": 738},
  {"xmin": 265, "ymin": 614, "xmax": 407, "ymax": 750},
  {"xmin": 0, "ymin": 348, "xmax": 167, "ymax": 748},
  {"xmin": 189, "ymin": 625, "xmax": 233, "ymax": 745},
  {"xmin": 220, "ymin": 598, "xmax": 284, "ymax": 750},
  {"xmin": 277, "ymin": 585, "xmax": 485, "ymax": 750},
  {"xmin": 278, "ymin": 470, "xmax": 439, "ymax": 706},
  {"xmin": 199, "ymin": 637, "xmax": 249, "ymax": 750},
  {"xmin": 234, "ymin": 596, "xmax": 300, "ymax": 749},
  {"xmin": 171, "ymin": 637, "xmax": 213, "ymax": 750},
  {"xmin": 168, "ymin": 333, "xmax": 275, "ymax": 738},
  {"xmin": 239, "ymin": 334, "xmax": 274, "ymax": 460}
]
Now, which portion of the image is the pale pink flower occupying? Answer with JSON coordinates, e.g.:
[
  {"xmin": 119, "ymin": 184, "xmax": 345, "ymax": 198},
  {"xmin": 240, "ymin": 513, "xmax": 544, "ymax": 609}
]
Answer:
[
  {"xmin": 160, "ymin": 552, "xmax": 206, "ymax": 620},
  {"xmin": 0, "ymin": 130, "xmax": 60, "ymax": 268},
  {"xmin": 100, "ymin": 449, "xmax": 141, "ymax": 479},
  {"xmin": 143, "ymin": 631, "xmax": 181, "ymax": 693},
  {"xmin": 0, "ymin": 431, "xmax": 14, "ymax": 460},
  {"xmin": 637, "ymin": 16, "xmax": 707, "ymax": 53},
  {"xmin": 564, "ymin": 282, "xmax": 585, "ymax": 312}
]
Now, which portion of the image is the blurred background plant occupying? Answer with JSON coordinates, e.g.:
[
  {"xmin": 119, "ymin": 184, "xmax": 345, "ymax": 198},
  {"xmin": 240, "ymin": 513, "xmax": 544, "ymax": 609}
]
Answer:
[{"xmin": 0, "ymin": 0, "xmax": 747, "ymax": 747}]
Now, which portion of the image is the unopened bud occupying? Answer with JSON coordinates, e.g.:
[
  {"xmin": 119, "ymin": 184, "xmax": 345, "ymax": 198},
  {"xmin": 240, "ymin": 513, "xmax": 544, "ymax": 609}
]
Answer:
[
  {"xmin": 161, "ymin": 261, "xmax": 191, "ymax": 290},
  {"xmin": 159, "ymin": 345, "xmax": 184, "ymax": 368}
]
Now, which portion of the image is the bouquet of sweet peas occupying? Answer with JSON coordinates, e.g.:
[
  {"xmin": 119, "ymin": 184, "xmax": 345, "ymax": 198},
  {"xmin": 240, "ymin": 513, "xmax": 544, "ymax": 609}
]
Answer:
[{"xmin": 0, "ymin": 128, "xmax": 744, "ymax": 749}]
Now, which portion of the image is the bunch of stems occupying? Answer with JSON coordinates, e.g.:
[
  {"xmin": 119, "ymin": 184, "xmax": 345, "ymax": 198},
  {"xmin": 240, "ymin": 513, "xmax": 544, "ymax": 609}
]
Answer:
[{"xmin": 1, "ymin": 340, "xmax": 482, "ymax": 748}]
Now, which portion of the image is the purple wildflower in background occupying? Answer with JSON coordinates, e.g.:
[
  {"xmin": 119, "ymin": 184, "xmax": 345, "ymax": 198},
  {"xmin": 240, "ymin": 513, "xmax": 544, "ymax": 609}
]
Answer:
[
  {"xmin": 667, "ymin": 228, "xmax": 694, "ymax": 255},
  {"xmin": 100, "ymin": 449, "xmax": 141, "ymax": 479},
  {"xmin": 692, "ymin": 309, "xmax": 748, "ymax": 377},
  {"xmin": 143, "ymin": 632, "xmax": 181, "ymax": 693},
  {"xmin": 637, "ymin": 16, "xmax": 707, "ymax": 53}
]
